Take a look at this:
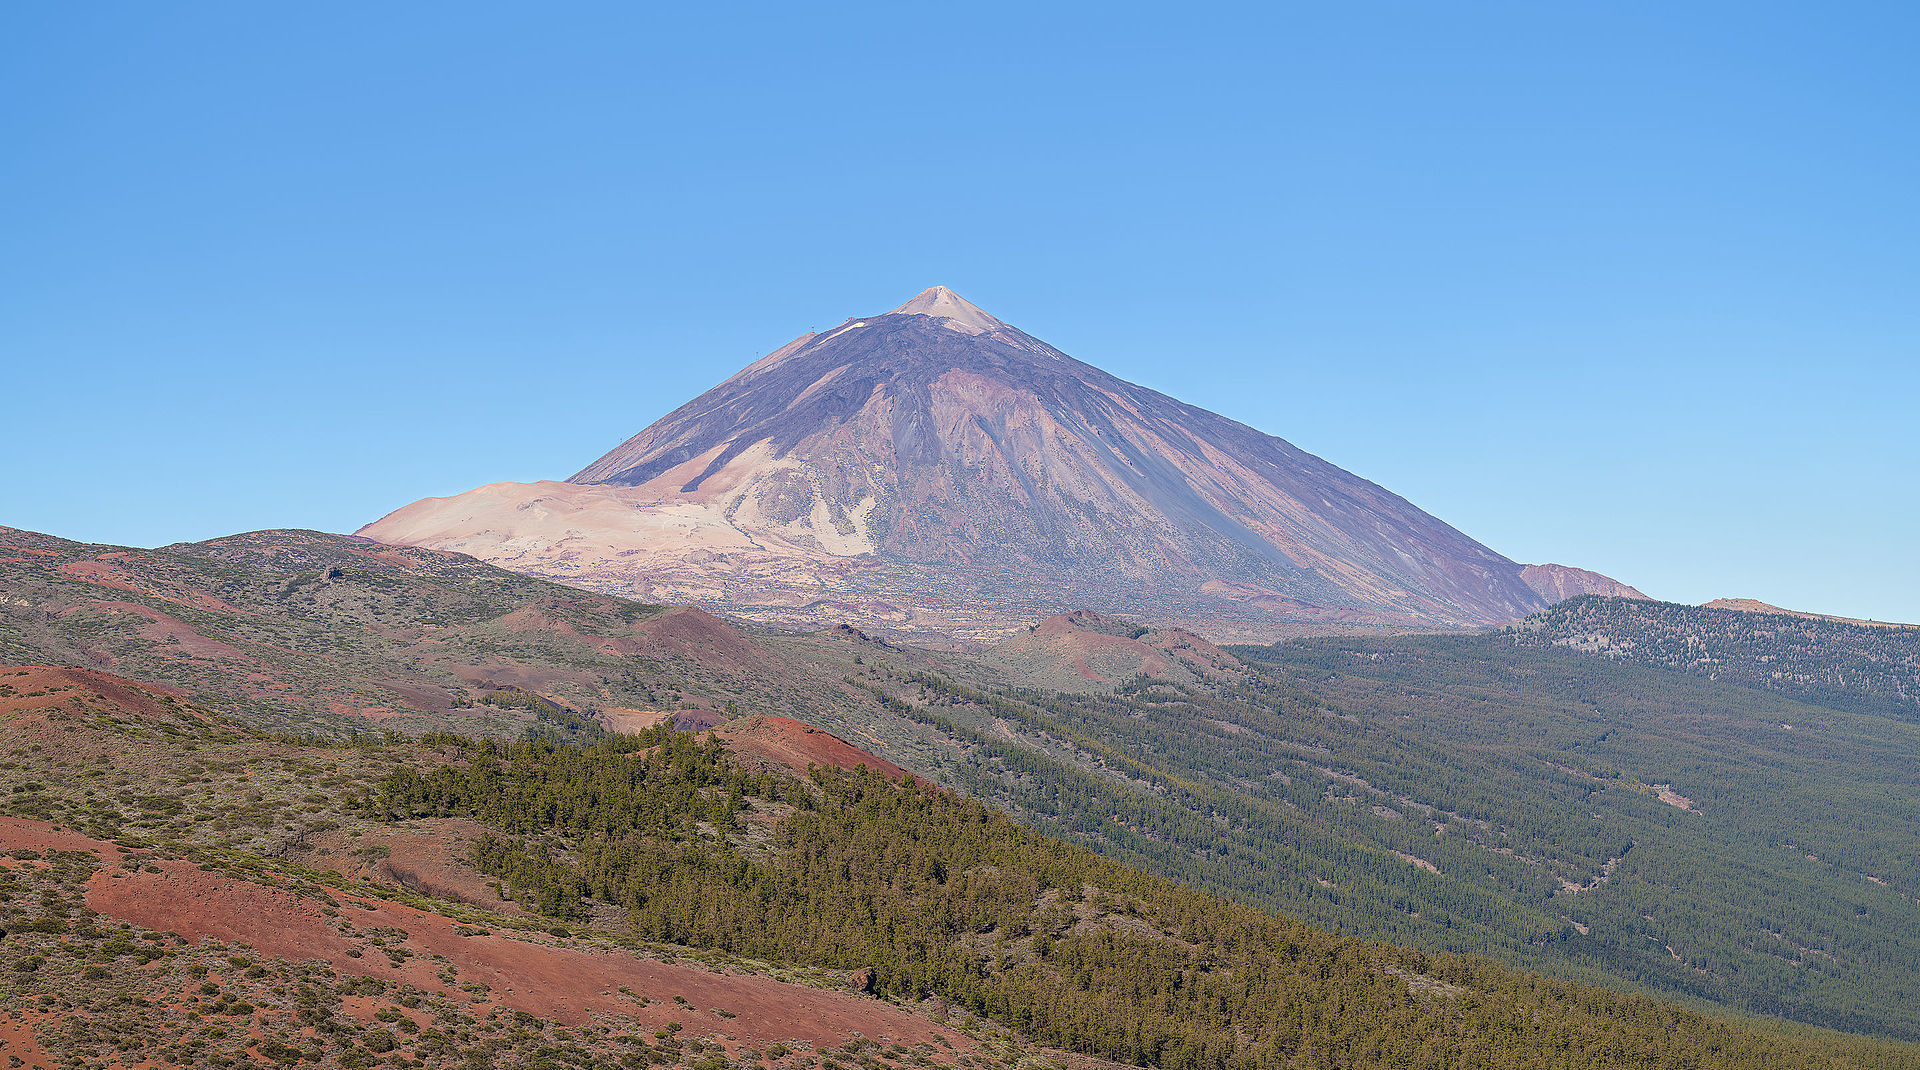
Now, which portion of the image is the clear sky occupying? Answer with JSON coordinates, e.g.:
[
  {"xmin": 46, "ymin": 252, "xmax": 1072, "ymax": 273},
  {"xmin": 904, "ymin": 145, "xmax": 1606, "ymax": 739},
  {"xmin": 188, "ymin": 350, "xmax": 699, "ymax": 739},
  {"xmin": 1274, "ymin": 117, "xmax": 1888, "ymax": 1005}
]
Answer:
[{"xmin": 4, "ymin": 3, "xmax": 1915, "ymax": 622}]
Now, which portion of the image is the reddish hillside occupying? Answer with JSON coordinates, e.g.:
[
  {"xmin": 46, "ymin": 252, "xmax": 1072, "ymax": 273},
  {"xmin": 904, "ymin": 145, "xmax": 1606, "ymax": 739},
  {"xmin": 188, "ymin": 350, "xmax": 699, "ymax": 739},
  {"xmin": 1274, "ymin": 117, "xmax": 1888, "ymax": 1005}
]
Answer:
[
  {"xmin": 0, "ymin": 525, "xmax": 895, "ymax": 737},
  {"xmin": 0, "ymin": 665, "xmax": 194, "ymax": 723},
  {"xmin": 0, "ymin": 676, "xmax": 1060, "ymax": 1070},
  {"xmin": 983, "ymin": 610, "xmax": 1245, "ymax": 692},
  {"xmin": 0, "ymin": 816, "xmax": 982, "ymax": 1059},
  {"xmin": 718, "ymin": 714, "xmax": 914, "ymax": 781}
]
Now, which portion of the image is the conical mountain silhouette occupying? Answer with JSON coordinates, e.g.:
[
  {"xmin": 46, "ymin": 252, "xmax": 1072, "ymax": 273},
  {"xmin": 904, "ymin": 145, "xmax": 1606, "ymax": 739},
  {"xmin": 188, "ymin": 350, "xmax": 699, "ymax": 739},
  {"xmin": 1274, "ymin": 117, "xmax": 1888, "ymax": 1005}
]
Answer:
[{"xmin": 364, "ymin": 288, "xmax": 1607, "ymax": 640}]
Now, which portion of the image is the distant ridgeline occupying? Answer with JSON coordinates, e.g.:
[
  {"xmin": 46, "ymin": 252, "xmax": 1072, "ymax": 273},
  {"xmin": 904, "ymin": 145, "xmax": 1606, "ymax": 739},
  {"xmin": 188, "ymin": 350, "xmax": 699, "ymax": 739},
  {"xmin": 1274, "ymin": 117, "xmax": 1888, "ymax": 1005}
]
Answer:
[{"xmin": 1511, "ymin": 595, "xmax": 1920, "ymax": 718}]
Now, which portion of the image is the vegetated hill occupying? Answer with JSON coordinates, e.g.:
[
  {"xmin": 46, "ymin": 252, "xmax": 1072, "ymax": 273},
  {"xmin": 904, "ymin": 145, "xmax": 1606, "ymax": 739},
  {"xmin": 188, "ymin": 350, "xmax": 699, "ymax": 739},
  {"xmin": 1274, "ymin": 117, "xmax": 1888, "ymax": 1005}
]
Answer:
[
  {"xmin": 15, "ymin": 521, "xmax": 1920, "ymax": 1042},
  {"xmin": 715, "ymin": 713, "xmax": 917, "ymax": 782},
  {"xmin": 1704, "ymin": 597, "xmax": 1913, "ymax": 628},
  {"xmin": 978, "ymin": 610, "xmax": 1246, "ymax": 693},
  {"xmin": 12, "ymin": 662, "xmax": 1908, "ymax": 1070},
  {"xmin": 802, "ymin": 628, "xmax": 1920, "ymax": 1040},
  {"xmin": 0, "ymin": 665, "xmax": 1096, "ymax": 1070},
  {"xmin": 1513, "ymin": 595, "xmax": 1920, "ymax": 718},
  {"xmin": 0, "ymin": 525, "xmax": 899, "ymax": 737},
  {"xmin": 360, "ymin": 287, "xmax": 1639, "ymax": 642}
]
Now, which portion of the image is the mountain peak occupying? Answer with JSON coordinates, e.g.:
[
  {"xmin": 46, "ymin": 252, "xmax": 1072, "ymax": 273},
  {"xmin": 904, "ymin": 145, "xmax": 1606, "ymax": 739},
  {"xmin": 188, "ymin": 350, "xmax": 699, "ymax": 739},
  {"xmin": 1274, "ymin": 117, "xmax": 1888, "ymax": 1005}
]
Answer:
[
  {"xmin": 366, "ymin": 287, "xmax": 1558, "ymax": 639},
  {"xmin": 889, "ymin": 286, "xmax": 1005, "ymax": 334}
]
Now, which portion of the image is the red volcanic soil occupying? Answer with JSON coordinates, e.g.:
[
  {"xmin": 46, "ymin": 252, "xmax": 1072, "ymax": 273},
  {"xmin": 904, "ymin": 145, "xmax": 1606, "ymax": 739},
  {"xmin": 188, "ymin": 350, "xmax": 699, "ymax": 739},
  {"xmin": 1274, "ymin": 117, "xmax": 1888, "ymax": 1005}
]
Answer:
[
  {"xmin": 1029, "ymin": 612, "xmax": 1172, "ymax": 677},
  {"xmin": 0, "ymin": 666, "xmax": 212, "ymax": 736},
  {"xmin": 0, "ymin": 540, "xmax": 58, "ymax": 556},
  {"xmin": 718, "ymin": 715, "xmax": 914, "ymax": 781},
  {"xmin": 989, "ymin": 610, "xmax": 1243, "ymax": 687},
  {"xmin": 495, "ymin": 604, "xmax": 784, "ymax": 669},
  {"xmin": 91, "ymin": 862, "xmax": 958, "ymax": 1045},
  {"xmin": 0, "ymin": 1014, "xmax": 52, "ymax": 1070},
  {"xmin": 5, "ymin": 527, "xmax": 849, "ymax": 729},
  {"xmin": 62, "ymin": 600, "xmax": 262, "ymax": 666},
  {"xmin": 0, "ymin": 817, "xmax": 969, "ymax": 1052},
  {"xmin": 0, "ymin": 815, "xmax": 124, "ymax": 859},
  {"xmin": 290, "ymin": 817, "xmax": 526, "ymax": 913},
  {"xmin": 492, "ymin": 602, "xmax": 643, "ymax": 654},
  {"xmin": 53, "ymin": 558, "xmax": 240, "ymax": 612}
]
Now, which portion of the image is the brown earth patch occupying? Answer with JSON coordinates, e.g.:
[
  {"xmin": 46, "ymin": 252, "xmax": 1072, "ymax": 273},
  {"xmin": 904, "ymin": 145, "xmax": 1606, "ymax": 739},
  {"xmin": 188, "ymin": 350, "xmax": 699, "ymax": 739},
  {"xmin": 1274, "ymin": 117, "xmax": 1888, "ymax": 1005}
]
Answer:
[
  {"xmin": 288, "ymin": 818, "xmax": 521, "ymax": 912},
  {"xmin": 1393, "ymin": 850, "xmax": 1441, "ymax": 875},
  {"xmin": 0, "ymin": 1013, "xmax": 53, "ymax": 1070},
  {"xmin": 670, "ymin": 708, "xmax": 728, "ymax": 731},
  {"xmin": 377, "ymin": 680, "xmax": 460, "ymax": 714},
  {"xmin": 599, "ymin": 707, "xmax": 673, "ymax": 733},
  {"xmin": 0, "ymin": 816, "xmax": 122, "ymax": 860},
  {"xmin": 984, "ymin": 610, "xmax": 1243, "ymax": 692},
  {"xmin": 338, "ymin": 994, "xmax": 433, "ymax": 1032},
  {"xmin": 1652, "ymin": 784, "xmax": 1698, "ymax": 812},
  {"xmin": 61, "ymin": 601, "xmax": 259, "ymax": 665},
  {"xmin": 56, "ymin": 559, "xmax": 154, "ymax": 597},
  {"xmin": 494, "ymin": 604, "xmax": 642, "ymax": 656},
  {"xmin": 328, "ymin": 700, "xmax": 410, "ymax": 722},
  {"xmin": 0, "ymin": 543, "xmax": 58, "ymax": 556},
  {"xmin": 634, "ymin": 606, "xmax": 783, "ymax": 670}
]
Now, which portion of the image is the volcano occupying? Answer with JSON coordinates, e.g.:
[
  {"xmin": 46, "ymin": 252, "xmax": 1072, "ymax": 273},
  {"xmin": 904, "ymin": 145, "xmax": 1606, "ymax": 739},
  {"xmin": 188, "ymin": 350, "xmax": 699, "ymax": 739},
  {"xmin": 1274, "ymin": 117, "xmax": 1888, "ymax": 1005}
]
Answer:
[{"xmin": 362, "ymin": 287, "xmax": 1623, "ymax": 640}]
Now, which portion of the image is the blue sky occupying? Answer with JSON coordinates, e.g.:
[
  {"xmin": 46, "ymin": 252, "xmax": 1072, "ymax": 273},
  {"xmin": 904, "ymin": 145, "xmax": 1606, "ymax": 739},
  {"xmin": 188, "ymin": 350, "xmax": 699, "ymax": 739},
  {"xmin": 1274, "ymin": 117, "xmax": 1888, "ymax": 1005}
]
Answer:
[{"xmin": 4, "ymin": 3, "xmax": 1915, "ymax": 621}]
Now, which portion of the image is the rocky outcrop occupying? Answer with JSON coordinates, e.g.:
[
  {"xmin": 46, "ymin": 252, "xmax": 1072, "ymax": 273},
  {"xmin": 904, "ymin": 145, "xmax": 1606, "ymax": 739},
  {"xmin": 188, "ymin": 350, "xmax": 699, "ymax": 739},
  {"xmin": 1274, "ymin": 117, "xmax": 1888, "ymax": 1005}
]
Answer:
[{"xmin": 1520, "ymin": 563, "xmax": 1649, "ymax": 605}]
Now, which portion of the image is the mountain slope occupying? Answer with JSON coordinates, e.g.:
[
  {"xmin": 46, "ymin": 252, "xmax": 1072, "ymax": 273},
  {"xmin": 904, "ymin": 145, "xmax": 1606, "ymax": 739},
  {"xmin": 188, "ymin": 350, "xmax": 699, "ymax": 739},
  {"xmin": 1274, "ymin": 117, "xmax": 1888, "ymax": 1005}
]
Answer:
[
  {"xmin": 0, "ymin": 525, "xmax": 899, "ymax": 737},
  {"xmin": 16, "ymin": 521, "xmax": 1915, "ymax": 1039},
  {"xmin": 978, "ymin": 609, "xmax": 1246, "ymax": 692},
  {"xmin": 0, "ymin": 666, "xmax": 1085, "ymax": 1070},
  {"xmin": 362, "ymin": 287, "xmax": 1593, "ymax": 640},
  {"xmin": 1520, "ymin": 563, "xmax": 1650, "ymax": 603},
  {"xmin": 1515, "ymin": 595, "xmax": 1920, "ymax": 718},
  {"xmin": 818, "ymin": 628, "xmax": 1920, "ymax": 1039},
  {"xmin": 11, "ymin": 665, "xmax": 1916, "ymax": 1069}
]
